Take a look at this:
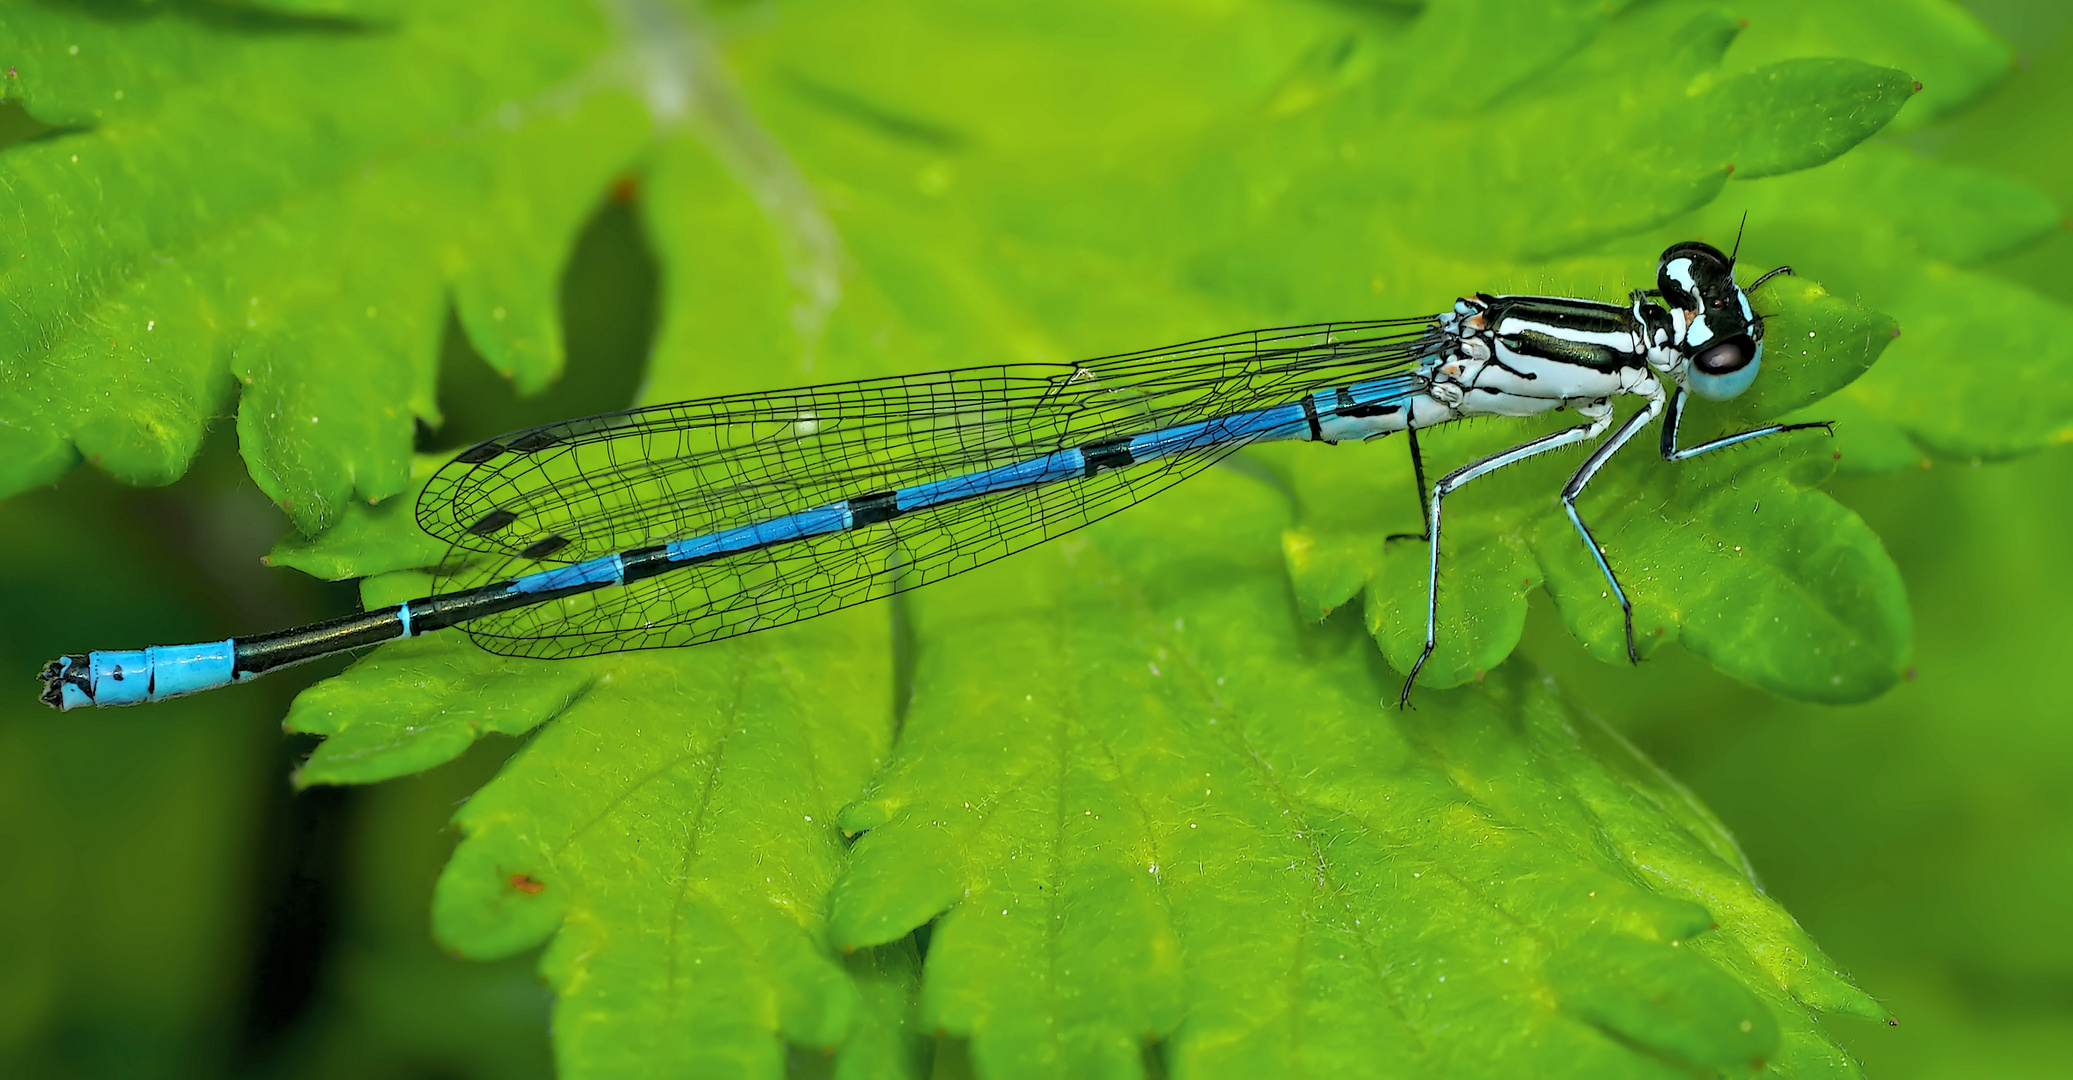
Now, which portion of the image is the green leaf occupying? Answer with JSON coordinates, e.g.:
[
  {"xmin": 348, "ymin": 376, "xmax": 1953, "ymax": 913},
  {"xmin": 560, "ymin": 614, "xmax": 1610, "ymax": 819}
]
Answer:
[
  {"xmin": 1834, "ymin": 264, "xmax": 2073, "ymax": 461},
  {"xmin": 265, "ymin": 455, "xmax": 450, "ymax": 581},
  {"xmin": 286, "ymin": 624, "xmax": 595, "ymax": 788},
  {"xmin": 302, "ymin": 605, "xmax": 911, "ymax": 1076},
  {"xmin": 1717, "ymin": 0, "xmax": 2013, "ymax": 132},
  {"xmin": 830, "ymin": 470, "xmax": 1880, "ymax": 1077},
  {"xmin": 1700, "ymin": 59, "xmax": 1920, "ymax": 181},
  {"xmin": 1185, "ymin": 11, "xmax": 1915, "ymax": 268},
  {"xmin": 0, "ymin": 1, "xmax": 649, "ymax": 531}
]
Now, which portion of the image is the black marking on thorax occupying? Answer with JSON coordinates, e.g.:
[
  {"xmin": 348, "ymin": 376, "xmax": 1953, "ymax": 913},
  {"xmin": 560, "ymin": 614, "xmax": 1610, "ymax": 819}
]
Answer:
[{"xmin": 1485, "ymin": 296, "xmax": 1645, "ymax": 373}]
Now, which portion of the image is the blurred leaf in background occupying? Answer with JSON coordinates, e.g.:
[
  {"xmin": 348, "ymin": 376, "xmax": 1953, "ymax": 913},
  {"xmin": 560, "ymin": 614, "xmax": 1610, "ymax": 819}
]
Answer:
[{"xmin": 2, "ymin": 1, "xmax": 2070, "ymax": 1079}]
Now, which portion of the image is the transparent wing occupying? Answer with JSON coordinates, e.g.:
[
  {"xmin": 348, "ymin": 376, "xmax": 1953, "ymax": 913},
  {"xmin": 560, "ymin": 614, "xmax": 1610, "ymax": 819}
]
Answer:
[
  {"xmin": 442, "ymin": 433, "xmax": 1261, "ymax": 658},
  {"xmin": 416, "ymin": 320, "xmax": 1433, "ymax": 658}
]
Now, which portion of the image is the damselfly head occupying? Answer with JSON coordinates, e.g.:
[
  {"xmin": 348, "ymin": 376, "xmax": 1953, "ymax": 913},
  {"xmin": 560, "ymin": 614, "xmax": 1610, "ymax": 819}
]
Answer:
[{"xmin": 1656, "ymin": 241, "xmax": 1763, "ymax": 401}]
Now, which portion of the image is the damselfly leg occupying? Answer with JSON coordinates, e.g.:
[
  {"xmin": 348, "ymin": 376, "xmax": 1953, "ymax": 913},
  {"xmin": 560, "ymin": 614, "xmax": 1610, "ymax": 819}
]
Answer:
[
  {"xmin": 1559, "ymin": 386, "xmax": 1667, "ymax": 664},
  {"xmin": 1385, "ymin": 428, "xmax": 1432, "ymax": 544},
  {"xmin": 1399, "ymin": 400, "xmax": 1614, "ymax": 709},
  {"xmin": 1659, "ymin": 386, "xmax": 1835, "ymax": 462},
  {"xmin": 1561, "ymin": 379, "xmax": 1834, "ymax": 673}
]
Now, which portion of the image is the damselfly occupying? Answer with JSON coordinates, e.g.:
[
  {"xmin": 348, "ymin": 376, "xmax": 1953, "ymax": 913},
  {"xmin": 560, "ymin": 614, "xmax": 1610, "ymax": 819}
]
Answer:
[{"xmin": 40, "ymin": 239, "xmax": 1824, "ymax": 711}]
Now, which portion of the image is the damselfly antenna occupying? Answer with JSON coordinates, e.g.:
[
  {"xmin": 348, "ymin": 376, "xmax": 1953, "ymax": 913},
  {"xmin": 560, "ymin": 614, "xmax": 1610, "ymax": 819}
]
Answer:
[{"xmin": 1729, "ymin": 210, "xmax": 1749, "ymax": 266}]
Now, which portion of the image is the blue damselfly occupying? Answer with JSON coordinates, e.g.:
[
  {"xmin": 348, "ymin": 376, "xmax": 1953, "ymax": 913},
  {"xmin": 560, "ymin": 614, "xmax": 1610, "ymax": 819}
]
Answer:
[{"xmin": 41, "ymin": 239, "xmax": 1821, "ymax": 710}]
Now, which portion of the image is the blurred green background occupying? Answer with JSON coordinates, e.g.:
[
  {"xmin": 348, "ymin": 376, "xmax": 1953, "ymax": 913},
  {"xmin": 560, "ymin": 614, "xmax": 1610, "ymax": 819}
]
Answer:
[{"xmin": 2, "ymin": 3, "xmax": 2069, "ymax": 1079}]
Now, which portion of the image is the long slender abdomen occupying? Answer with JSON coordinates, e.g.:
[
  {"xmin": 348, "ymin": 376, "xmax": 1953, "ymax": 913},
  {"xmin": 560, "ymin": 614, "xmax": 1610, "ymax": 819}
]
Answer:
[{"xmin": 40, "ymin": 385, "xmax": 1414, "ymax": 709}]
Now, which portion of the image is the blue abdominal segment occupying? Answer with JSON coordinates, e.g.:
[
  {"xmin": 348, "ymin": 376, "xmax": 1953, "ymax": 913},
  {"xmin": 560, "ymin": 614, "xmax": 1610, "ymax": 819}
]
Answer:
[
  {"xmin": 52, "ymin": 640, "xmax": 237, "ymax": 709},
  {"xmin": 665, "ymin": 503, "xmax": 856, "ymax": 563},
  {"xmin": 512, "ymin": 553, "xmax": 628, "ymax": 595},
  {"xmin": 896, "ymin": 449, "xmax": 1086, "ymax": 512},
  {"xmin": 1127, "ymin": 403, "xmax": 1310, "ymax": 461}
]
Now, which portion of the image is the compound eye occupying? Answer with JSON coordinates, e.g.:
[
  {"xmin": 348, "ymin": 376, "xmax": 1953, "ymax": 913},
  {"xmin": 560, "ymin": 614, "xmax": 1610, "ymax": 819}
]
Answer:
[{"xmin": 1694, "ymin": 336, "xmax": 1753, "ymax": 375}]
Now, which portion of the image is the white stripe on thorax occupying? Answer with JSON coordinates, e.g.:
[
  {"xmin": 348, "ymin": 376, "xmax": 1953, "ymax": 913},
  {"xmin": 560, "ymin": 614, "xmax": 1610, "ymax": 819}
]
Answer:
[{"xmin": 1492, "ymin": 319, "xmax": 1638, "ymax": 352}]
